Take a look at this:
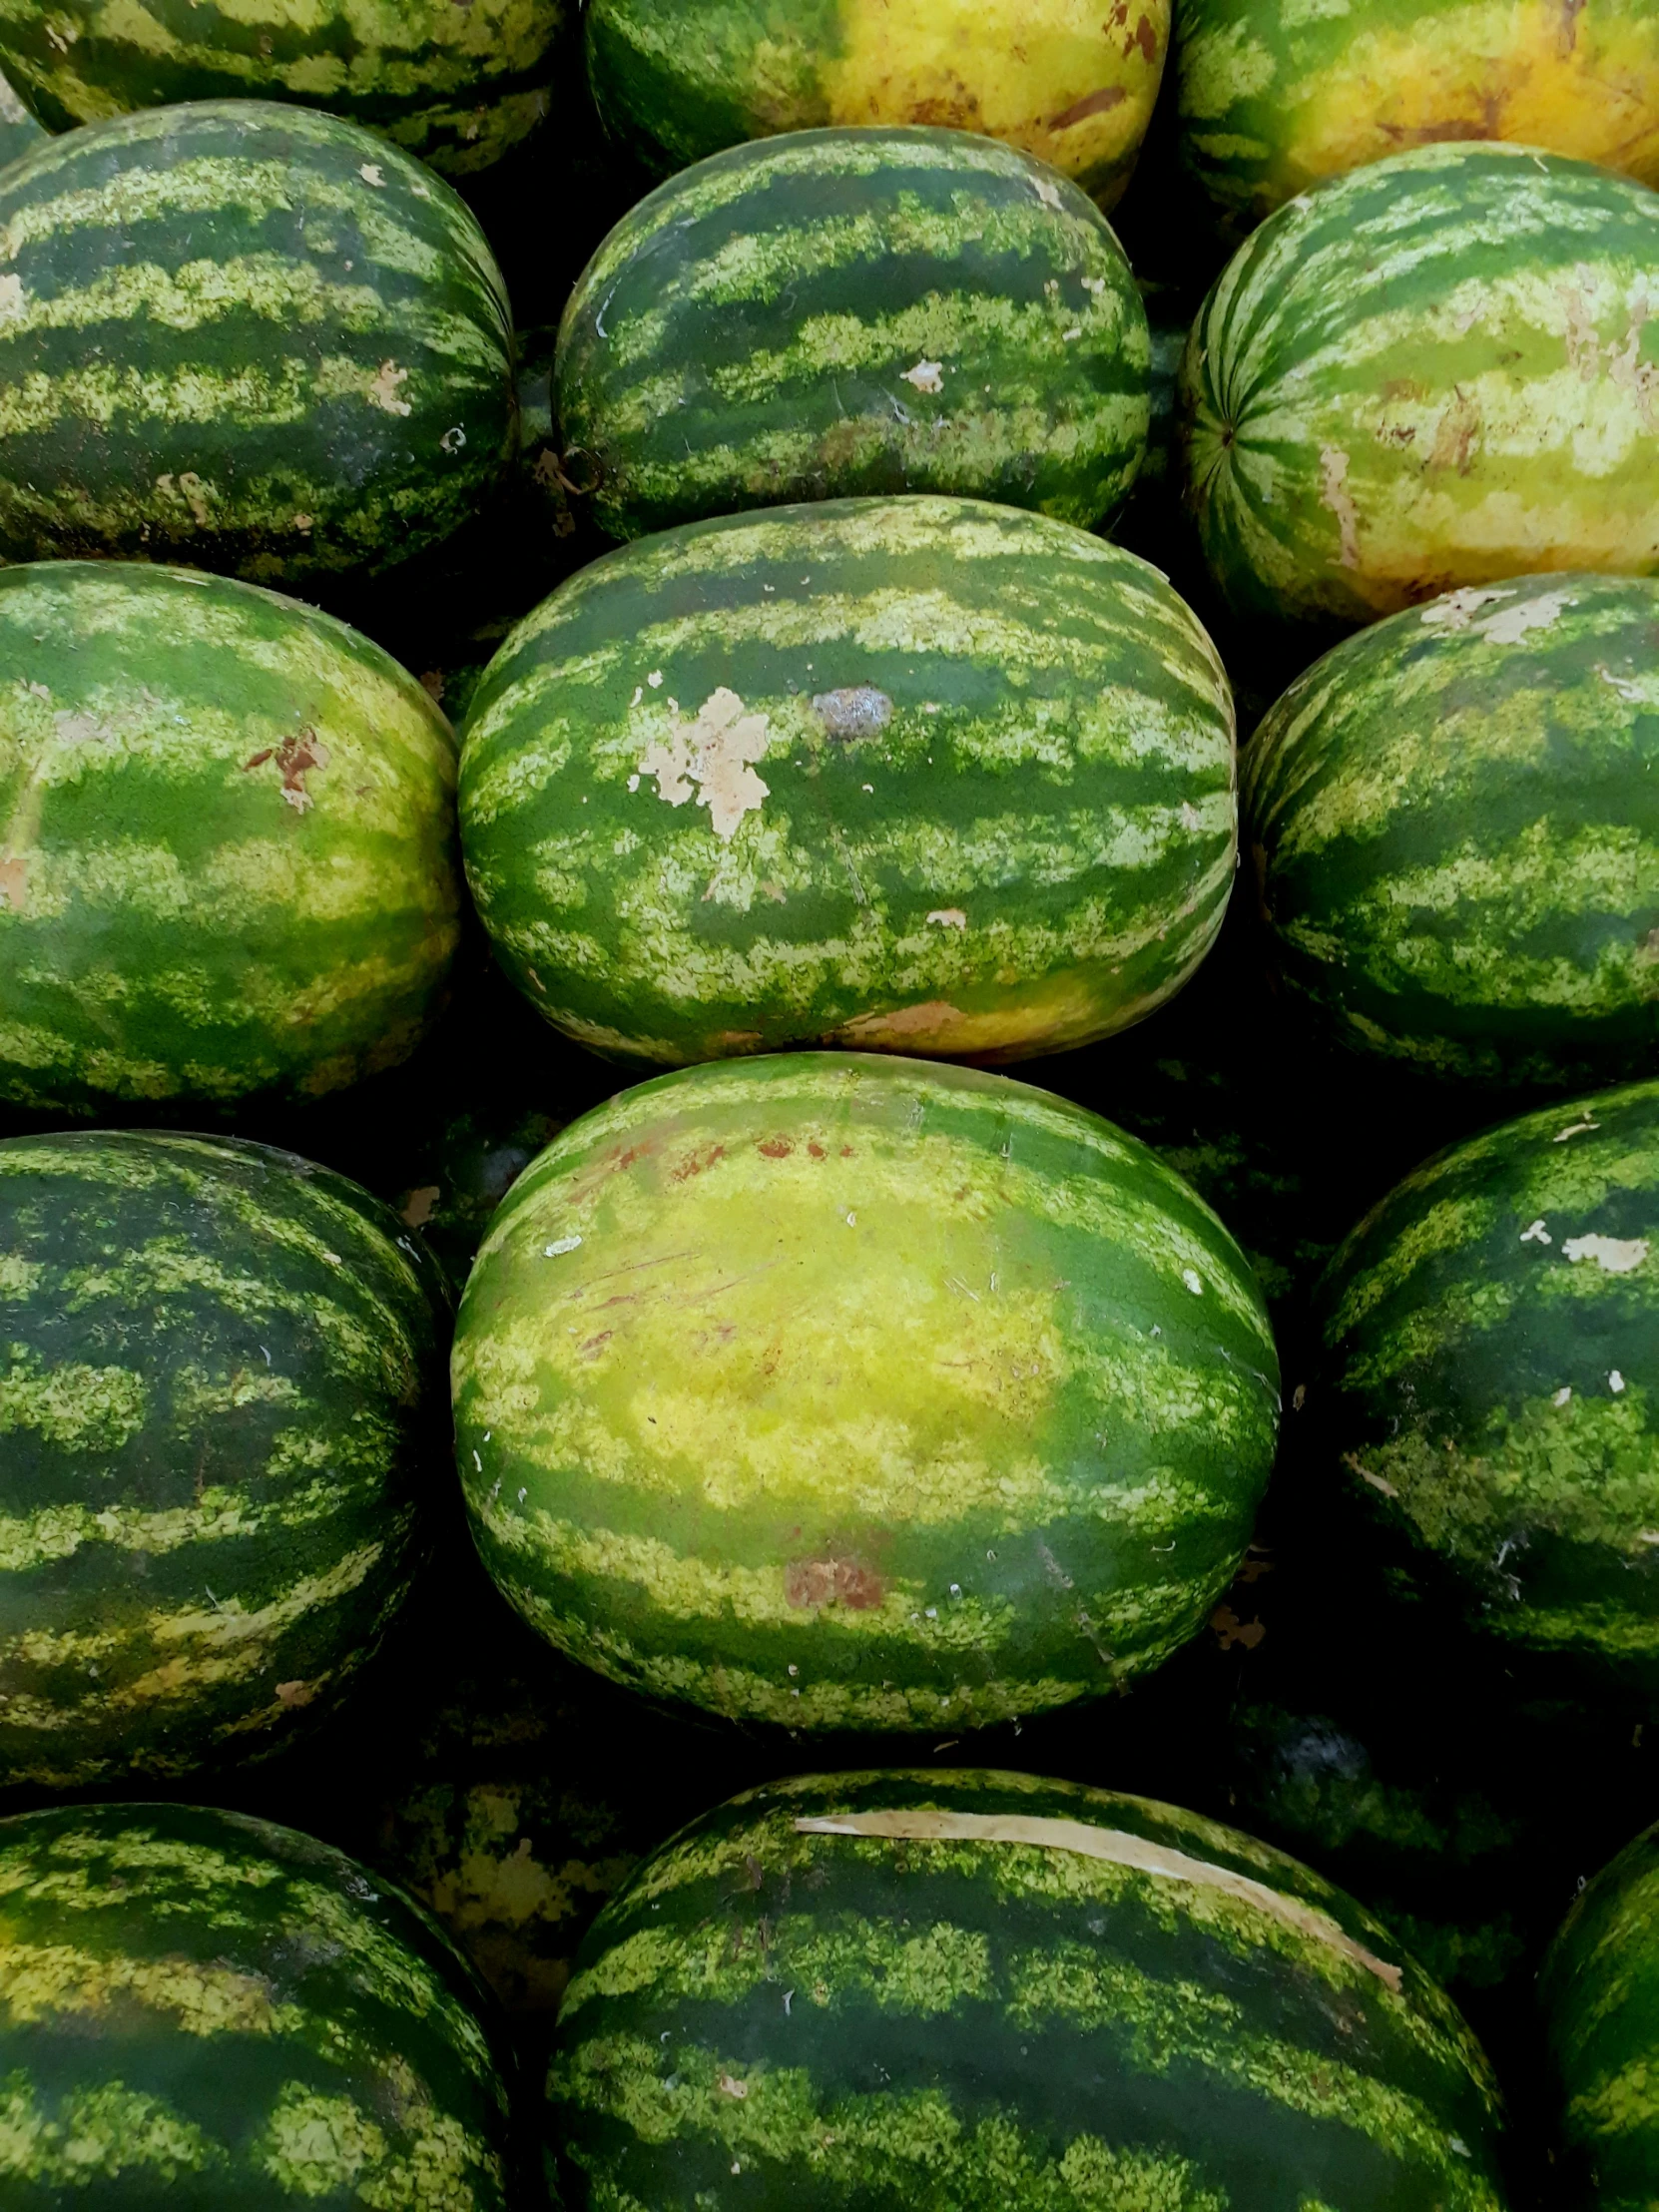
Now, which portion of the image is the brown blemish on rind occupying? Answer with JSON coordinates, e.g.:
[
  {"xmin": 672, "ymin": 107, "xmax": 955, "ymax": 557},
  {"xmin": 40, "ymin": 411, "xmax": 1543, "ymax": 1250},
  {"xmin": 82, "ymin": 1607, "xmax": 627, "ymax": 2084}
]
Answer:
[
  {"xmin": 1049, "ymin": 85, "xmax": 1128, "ymax": 131},
  {"xmin": 243, "ymin": 729, "xmax": 328, "ymax": 814},
  {"xmin": 812, "ymin": 687, "xmax": 893, "ymax": 742},
  {"xmin": 794, "ymin": 1809, "xmax": 1404, "ymax": 1990},
  {"xmin": 757, "ymin": 1137, "xmax": 793, "ymax": 1158},
  {"xmin": 785, "ymin": 1556, "xmax": 885, "ymax": 1610},
  {"xmin": 0, "ymin": 855, "xmax": 26, "ymax": 912}
]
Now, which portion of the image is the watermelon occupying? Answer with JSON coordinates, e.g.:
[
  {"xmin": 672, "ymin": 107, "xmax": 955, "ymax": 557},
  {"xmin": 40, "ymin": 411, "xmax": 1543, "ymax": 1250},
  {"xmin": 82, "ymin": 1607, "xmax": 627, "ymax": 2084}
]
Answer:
[
  {"xmin": 1312, "ymin": 1076, "xmax": 1659, "ymax": 1702},
  {"xmin": 582, "ymin": 0, "xmax": 1170, "ymax": 210},
  {"xmin": 452, "ymin": 1050, "xmax": 1281, "ymax": 1732},
  {"xmin": 0, "ymin": 560, "xmax": 462, "ymax": 1115},
  {"xmin": 0, "ymin": 1798, "xmax": 514, "ymax": 2206},
  {"xmin": 1179, "ymin": 143, "xmax": 1659, "ymax": 638},
  {"xmin": 1174, "ymin": 0, "xmax": 1659, "ymax": 241},
  {"xmin": 0, "ymin": 100, "xmax": 514, "ymax": 583},
  {"xmin": 0, "ymin": 1127, "xmax": 444, "ymax": 1790},
  {"xmin": 0, "ymin": 0, "xmax": 564, "ymax": 175},
  {"xmin": 1243, "ymin": 571, "xmax": 1659, "ymax": 1092},
  {"xmin": 549, "ymin": 1765, "xmax": 1509, "ymax": 2210},
  {"xmin": 458, "ymin": 494, "xmax": 1237, "ymax": 1069},
  {"xmin": 555, "ymin": 128, "xmax": 1151, "ymax": 540},
  {"xmin": 0, "ymin": 64, "xmax": 42, "ymax": 170},
  {"xmin": 1541, "ymin": 1817, "xmax": 1659, "ymax": 2205}
]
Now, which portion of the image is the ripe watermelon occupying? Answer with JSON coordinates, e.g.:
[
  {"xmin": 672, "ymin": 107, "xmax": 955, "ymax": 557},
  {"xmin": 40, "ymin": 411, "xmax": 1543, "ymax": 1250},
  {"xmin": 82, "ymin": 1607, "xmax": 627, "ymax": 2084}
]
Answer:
[
  {"xmin": 0, "ymin": 1128, "xmax": 445, "ymax": 1789},
  {"xmin": 0, "ymin": 0, "xmax": 564, "ymax": 175},
  {"xmin": 1541, "ymin": 1817, "xmax": 1659, "ymax": 2203},
  {"xmin": 549, "ymin": 1766, "xmax": 1509, "ymax": 2209},
  {"xmin": 458, "ymin": 494, "xmax": 1236, "ymax": 1068},
  {"xmin": 0, "ymin": 560, "xmax": 461, "ymax": 1115},
  {"xmin": 1175, "ymin": 0, "xmax": 1659, "ymax": 239},
  {"xmin": 1313, "ymin": 1077, "xmax": 1659, "ymax": 1701},
  {"xmin": 452, "ymin": 1050, "xmax": 1281, "ymax": 1732},
  {"xmin": 1243, "ymin": 572, "xmax": 1659, "ymax": 1092},
  {"xmin": 0, "ymin": 100, "xmax": 514, "ymax": 583},
  {"xmin": 0, "ymin": 1798, "xmax": 514, "ymax": 2206},
  {"xmin": 1180, "ymin": 144, "xmax": 1659, "ymax": 636},
  {"xmin": 583, "ymin": 0, "xmax": 1170, "ymax": 209},
  {"xmin": 556, "ymin": 128, "xmax": 1151, "ymax": 540}
]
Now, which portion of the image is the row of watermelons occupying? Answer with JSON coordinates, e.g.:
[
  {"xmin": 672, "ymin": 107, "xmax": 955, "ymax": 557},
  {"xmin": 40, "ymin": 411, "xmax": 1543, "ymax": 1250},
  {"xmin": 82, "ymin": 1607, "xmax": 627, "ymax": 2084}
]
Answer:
[{"xmin": 1, "ymin": 2, "xmax": 1659, "ymax": 2208}]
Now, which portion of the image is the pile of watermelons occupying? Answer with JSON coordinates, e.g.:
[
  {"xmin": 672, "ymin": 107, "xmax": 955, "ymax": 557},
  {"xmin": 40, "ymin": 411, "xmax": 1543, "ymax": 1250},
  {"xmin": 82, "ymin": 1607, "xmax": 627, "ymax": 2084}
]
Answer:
[{"xmin": 4, "ymin": 0, "xmax": 1659, "ymax": 2205}]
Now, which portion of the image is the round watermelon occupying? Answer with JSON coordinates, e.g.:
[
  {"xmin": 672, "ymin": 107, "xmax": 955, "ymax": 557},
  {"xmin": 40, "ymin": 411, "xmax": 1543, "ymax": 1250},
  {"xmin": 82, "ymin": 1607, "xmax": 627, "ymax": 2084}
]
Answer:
[
  {"xmin": 549, "ymin": 1766, "xmax": 1509, "ymax": 2209},
  {"xmin": 1175, "ymin": 0, "xmax": 1659, "ymax": 240},
  {"xmin": 1179, "ymin": 143, "xmax": 1659, "ymax": 636},
  {"xmin": 452, "ymin": 1050, "xmax": 1281, "ymax": 1732},
  {"xmin": 0, "ymin": 0, "xmax": 565, "ymax": 175},
  {"xmin": 0, "ymin": 100, "xmax": 514, "ymax": 582},
  {"xmin": 1541, "ymin": 1816, "xmax": 1659, "ymax": 2205},
  {"xmin": 1312, "ymin": 1077, "xmax": 1659, "ymax": 1701},
  {"xmin": 0, "ymin": 1128, "xmax": 445, "ymax": 1789},
  {"xmin": 0, "ymin": 560, "xmax": 461, "ymax": 1115},
  {"xmin": 0, "ymin": 1799, "xmax": 514, "ymax": 2206},
  {"xmin": 582, "ymin": 0, "xmax": 1170, "ymax": 209},
  {"xmin": 1243, "ymin": 571, "xmax": 1659, "ymax": 1092},
  {"xmin": 555, "ymin": 128, "xmax": 1150, "ymax": 540},
  {"xmin": 458, "ymin": 494, "xmax": 1236, "ymax": 1069}
]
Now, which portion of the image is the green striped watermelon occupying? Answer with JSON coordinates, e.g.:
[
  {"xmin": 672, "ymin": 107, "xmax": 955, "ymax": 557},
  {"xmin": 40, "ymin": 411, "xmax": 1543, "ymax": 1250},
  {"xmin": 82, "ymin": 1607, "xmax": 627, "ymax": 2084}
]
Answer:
[
  {"xmin": 1243, "ymin": 571, "xmax": 1659, "ymax": 1092},
  {"xmin": 0, "ymin": 99, "xmax": 514, "ymax": 583},
  {"xmin": 1174, "ymin": 0, "xmax": 1659, "ymax": 240},
  {"xmin": 1179, "ymin": 143, "xmax": 1659, "ymax": 636},
  {"xmin": 549, "ymin": 1766, "xmax": 1509, "ymax": 2209},
  {"xmin": 0, "ymin": 1128, "xmax": 444, "ymax": 1789},
  {"xmin": 452, "ymin": 1051, "xmax": 1281, "ymax": 1732},
  {"xmin": 1541, "ymin": 1817, "xmax": 1659, "ymax": 2204},
  {"xmin": 555, "ymin": 128, "xmax": 1150, "ymax": 540},
  {"xmin": 0, "ymin": 560, "xmax": 461, "ymax": 1114},
  {"xmin": 0, "ymin": 64, "xmax": 42, "ymax": 170},
  {"xmin": 1313, "ymin": 1077, "xmax": 1659, "ymax": 1700},
  {"xmin": 0, "ymin": 1798, "xmax": 513, "ymax": 2206},
  {"xmin": 458, "ymin": 494, "xmax": 1236, "ymax": 1069},
  {"xmin": 0, "ymin": 0, "xmax": 565, "ymax": 175},
  {"xmin": 583, "ymin": 0, "xmax": 1170, "ymax": 209}
]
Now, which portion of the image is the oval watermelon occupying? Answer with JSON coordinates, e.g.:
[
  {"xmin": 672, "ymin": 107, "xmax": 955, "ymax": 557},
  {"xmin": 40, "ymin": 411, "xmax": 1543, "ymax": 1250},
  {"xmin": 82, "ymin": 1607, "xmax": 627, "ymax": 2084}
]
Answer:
[
  {"xmin": 1243, "ymin": 571, "xmax": 1659, "ymax": 1091},
  {"xmin": 0, "ymin": 1127, "xmax": 445, "ymax": 1789},
  {"xmin": 555, "ymin": 128, "xmax": 1151, "ymax": 539},
  {"xmin": 0, "ymin": 560, "xmax": 461, "ymax": 1114},
  {"xmin": 0, "ymin": 0, "xmax": 565, "ymax": 175},
  {"xmin": 1175, "ymin": 0, "xmax": 1659, "ymax": 239},
  {"xmin": 1541, "ymin": 1817, "xmax": 1659, "ymax": 2204},
  {"xmin": 549, "ymin": 1766, "xmax": 1509, "ymax": 2209},
  {"xmin": 0, "ymin": 1798, "xmax": 513, "ymax": 2206},
  {"xmin": 1179, "ymin": 143, "xmax": 1659, "ymax": 635},
  {"xmin": 0, "ymin": 99, "xmax": 514, "ymax": 582},
  {"xmin": 1313, "ymin": 1077, "xmax": 1659, "ymax": 1700},
  {"xmin": 452, "ymin": 1051, "xmax": 1281, "ymax": 1732},
  {"xmin": 582, "ymin": 0, "xmax": 1170, "ymax": 209},
  {"xmin": 458, "ymin": 494, "xmax": 1236, "ymax": 1069}
]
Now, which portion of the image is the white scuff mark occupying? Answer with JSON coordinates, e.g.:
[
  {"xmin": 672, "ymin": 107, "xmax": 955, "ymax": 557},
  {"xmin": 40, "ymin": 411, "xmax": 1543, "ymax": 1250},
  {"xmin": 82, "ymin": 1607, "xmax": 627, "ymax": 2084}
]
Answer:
[
  {"xmin": 472, "ymin": 1450, "xmax": 482, "ymax": 1471},
  {"xmin": 366, "ymin": 359, "xmax": 412, "ymax": 416},
  {"xmin": 439, "ymin": 425, "xmax": 466, "ymax": 452},
  {"xmin": 24, "ymin": 681, "xmax": 49, "ymax": 701},
  {"xmin": 1520, "ymin": 1219, "xmax": 1551, "ymax": 1244},
  {"xmin": 359, "ymin": 162, "xmax": 386, "ymax": 187},
  {"xmin": 1062, "ymin": 325, "xmax": 1082, "ymax": 341},
  {"xmin": 637, "ymin": 687, "xmax": 771, "ymax": 838},
  {"xmin": 845, "ymin": 1211, "xmax": 856, "ymax": 1228},
  {"xmin": 1420, "ymin": 586, "xmax": 1508, "ymax": 633},
  {"xmin": 1553, "ymin": 1386, "xmax": 1573, "ymax": 1407},
  {"xmin": 626, "ymin": 773, "xmax": 640, "ymax": 792},
  {"xmin": 925, "ymin": 908, "xmax": 968, "ymax": 929},
  {"xmin": 1182, "ymin": 1269, "xmax": 1203, "ymax": 1295},
  {"xmin": 861, "ymin": 782, "xmax": 873, "ymax": 793},
  {"xmin": 1476, "ymin": 588, "xmax": 1575, "ymax": 644},
  {"xmin": 1318, "ymin": 445, "xmax": 1361, "ymax": 569},
  {"xmin": 783, "ymin": 1989, "xmax": 794, "ymax": 2014},
  {"xmin": 630, "ymin": 687, "xmax": 643, "ymax": 707},
  {"xmin": 720, "ymin": 2076, "xmax": 748, "ymax": 2100},
  {"xmin": 1600, "ymin": 666, "xmax": 1644, "ymax": 700},
  {"xmin": 901, "ymin": 358, "xmax": 944, "ymax": 394},
  {"xmin": 1554, "ymin": 1118, "xmax": 1600, "ymax": 1142},
  {"xmin": 1564, "ymin": 1234, "xmax": 1650, "ymax": 1274},
  {"xmin": 647, "ymin": 670, "xmax": 664, "ymax": 688},
  {"xmin": 53, "ymin": 710, "xmax": 106, "ymax": 745},
  {"xmin": 1033, "ymin": 176, "xmax": 1065, "ymax": 210},
  {"xmin": 1612, "ymin": 1371, "xmax": 1627, "ymax": 1394},
  {"xmin": 1346, "ymin": 1452, "xmax": 1396, "ymax": 1497},
  {"xmin": 0, "ymin": 275, "xmax": 24, "ymax": 323},
  {"xmin": 544, "ymin": 1235, "xmax": 583, "ymax": 1256}
]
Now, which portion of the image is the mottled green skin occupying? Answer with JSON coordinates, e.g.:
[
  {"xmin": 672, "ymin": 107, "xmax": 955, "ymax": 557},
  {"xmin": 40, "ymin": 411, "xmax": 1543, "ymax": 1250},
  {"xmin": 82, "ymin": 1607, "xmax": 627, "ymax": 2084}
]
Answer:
[
  {"xmin": 550, "ymin": 1766, "xmax": 1508, "ymax": 2210},
  {"xmin": 0, "ymin": 0, "xmax": 565, "ymax": 175},
  {"xmin": 556, "ymin": 128, "xmax": 1150, "ymax": 540},
  {"xmin": 1314, "ymin": 1078, "xmax": 1659, "ymax": 1697},
  {"xmin": 458, "ymin": 495, "xmax": 1236, "ymax": 1069},
  {"xmin": 453, "ymin": 1052, "xmax": 1281, "ymax": 1731},
  {"xmin": 1244, "ymin": 572, "xmax": 1659, "ymax": 1091},
  {"xmin": 0, "ymin": 1130, "xmax": 444, "ymax": 1789},
  {"xmin": 1542, "ymin": 1819, "xmax": 1659, "ymax": 2207},
  {"xmin": 0, "ymin": 100, "xmax": 514, "ymax": 583},
  {"xmin": 1179, "ymin": 144, "xmax": 1659, "ymax": 636},
  {"xmin": 0, "ymin": 561, "xmax": 461, "ymax": 1113},
  {"xmin": 0, "ymin": 1800, "xmax": 511, "ymax": 2207},
  {"xmin": 0, "ymin": 65, "xmax": 42, "ymax": 170}
]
